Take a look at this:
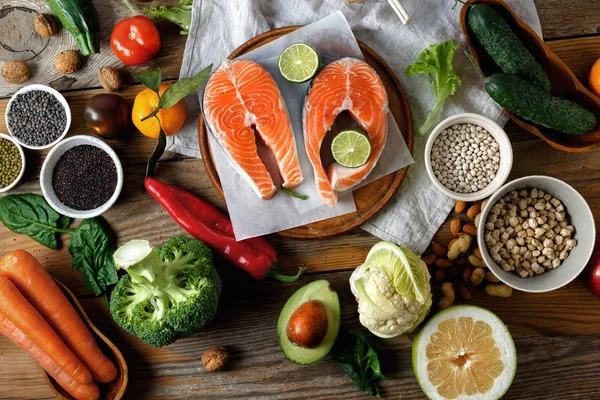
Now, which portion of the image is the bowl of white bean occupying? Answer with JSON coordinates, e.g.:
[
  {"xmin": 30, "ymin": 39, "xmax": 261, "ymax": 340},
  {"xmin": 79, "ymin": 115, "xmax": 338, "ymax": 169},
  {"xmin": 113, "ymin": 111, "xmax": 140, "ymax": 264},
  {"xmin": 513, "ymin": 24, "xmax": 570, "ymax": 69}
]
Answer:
[
  {"xmin": 477, "ymin": 175, "xmax": 596, "ymax": 293},
  {"xmin": 424, "ymin": 113, "xmax": 513, "ymax": 202}
]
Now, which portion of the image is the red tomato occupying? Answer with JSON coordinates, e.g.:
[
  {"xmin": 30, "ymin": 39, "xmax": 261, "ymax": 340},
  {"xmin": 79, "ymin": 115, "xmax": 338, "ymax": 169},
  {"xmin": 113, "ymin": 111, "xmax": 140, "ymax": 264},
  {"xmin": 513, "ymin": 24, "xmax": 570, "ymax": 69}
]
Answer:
[{"xmin": 111, "ymin": 16, "xmax": 161, "ymax": 66}]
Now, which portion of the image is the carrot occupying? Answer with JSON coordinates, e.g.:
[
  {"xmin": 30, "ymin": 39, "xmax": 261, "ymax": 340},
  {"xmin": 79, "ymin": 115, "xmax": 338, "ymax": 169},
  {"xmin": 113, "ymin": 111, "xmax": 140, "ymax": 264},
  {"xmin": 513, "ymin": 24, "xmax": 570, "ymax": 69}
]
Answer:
[
  {"xmin": 0, "ymin": 310, "xmax": 100, "ymax": 400},
  {"xmin": 0, "ymin": 250, "xmax": 117, "ymax": 383},
  {"xmin": 0, "ymin": 275, "xmax": 93, "ymax": 385}
]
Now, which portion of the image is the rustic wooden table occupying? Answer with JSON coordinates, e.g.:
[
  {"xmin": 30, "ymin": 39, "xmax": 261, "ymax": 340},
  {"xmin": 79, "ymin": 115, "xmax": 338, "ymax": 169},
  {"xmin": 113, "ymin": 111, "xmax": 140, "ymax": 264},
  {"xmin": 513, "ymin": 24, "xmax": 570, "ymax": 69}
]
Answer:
[{"xmin": 1, "ymin": 1, "xmax": 600, "ymax": 399}]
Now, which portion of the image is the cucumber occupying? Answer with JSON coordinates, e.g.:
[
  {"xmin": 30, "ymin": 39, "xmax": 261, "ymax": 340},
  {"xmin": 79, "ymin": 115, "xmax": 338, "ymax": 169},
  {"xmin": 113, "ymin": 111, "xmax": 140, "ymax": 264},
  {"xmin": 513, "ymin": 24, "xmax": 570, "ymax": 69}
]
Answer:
[
  {"xmin": 47, "ymin": 0, "xmax": 100, "ymax": 56},
  {"xmin": 468, "ymin": 4, "xmax": 551, "ymax": 92},
  {"xmin": 486, "ymin": 73, "xmax": 596, "ymax": 136}
]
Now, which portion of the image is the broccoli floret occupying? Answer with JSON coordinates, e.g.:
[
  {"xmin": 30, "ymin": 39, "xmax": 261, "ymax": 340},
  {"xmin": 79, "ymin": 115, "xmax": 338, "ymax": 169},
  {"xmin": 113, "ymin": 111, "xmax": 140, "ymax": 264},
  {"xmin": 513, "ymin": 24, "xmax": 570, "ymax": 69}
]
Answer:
[{"xmin": 110, "ymin": 237, "xmax": 221, "ymax": 347}]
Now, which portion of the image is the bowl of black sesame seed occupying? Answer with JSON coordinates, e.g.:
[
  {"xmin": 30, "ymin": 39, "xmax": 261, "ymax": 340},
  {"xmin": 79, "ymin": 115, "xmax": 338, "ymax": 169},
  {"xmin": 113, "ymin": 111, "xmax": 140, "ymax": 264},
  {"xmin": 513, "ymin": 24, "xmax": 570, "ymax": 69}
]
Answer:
[
  {"xmin": 40, "ymin": 135, "xmax": 123, "ymax": 219},
  {"xmin": 5, "ymin": 84, "xmax": 71, "ymax": 150},
  {"xmin": 0, "ymin": 133, "xmax": 26, "ymax": 193}
]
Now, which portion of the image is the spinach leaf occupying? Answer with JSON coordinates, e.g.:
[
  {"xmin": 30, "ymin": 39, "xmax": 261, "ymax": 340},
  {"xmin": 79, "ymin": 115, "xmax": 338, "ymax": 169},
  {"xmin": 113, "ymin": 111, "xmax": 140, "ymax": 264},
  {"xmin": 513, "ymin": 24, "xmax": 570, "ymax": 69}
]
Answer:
[
  {"xmin": 69, "ymin": 217, "xmax": 118, "ymax": 296},
  {"xmin": 332, "ymin": 329, "xmax": 384, "ymax": 398},
  {"xmin": 0, "ymin": 194, "xmax": 74, "ymax": 249}
]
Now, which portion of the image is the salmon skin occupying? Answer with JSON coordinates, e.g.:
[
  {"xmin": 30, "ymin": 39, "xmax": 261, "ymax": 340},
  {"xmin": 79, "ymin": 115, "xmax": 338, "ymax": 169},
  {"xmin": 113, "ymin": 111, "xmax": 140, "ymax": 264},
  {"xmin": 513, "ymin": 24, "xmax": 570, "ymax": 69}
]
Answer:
[
  {"xmin": 303, "ymin": 57, "xmax": 388, "ymax": 207},
  {"xmin": 203, "ymin": 60, "xmax": 303, "ymax": 200}
]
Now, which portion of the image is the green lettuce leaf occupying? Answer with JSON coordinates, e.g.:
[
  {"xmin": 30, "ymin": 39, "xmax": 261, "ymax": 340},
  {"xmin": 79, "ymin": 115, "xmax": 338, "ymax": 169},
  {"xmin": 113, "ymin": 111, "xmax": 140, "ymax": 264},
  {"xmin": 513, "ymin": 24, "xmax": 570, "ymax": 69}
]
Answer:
[{"xmin": 406, "ymin": 40, "xmax": 462, "ymax": 136}]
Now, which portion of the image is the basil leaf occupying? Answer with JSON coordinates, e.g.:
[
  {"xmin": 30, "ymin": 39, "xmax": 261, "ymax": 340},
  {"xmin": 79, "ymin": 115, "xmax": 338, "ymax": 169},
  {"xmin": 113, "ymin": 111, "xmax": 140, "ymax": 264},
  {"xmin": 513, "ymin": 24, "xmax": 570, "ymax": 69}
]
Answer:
[
  {"xmin": 282, "ymin": 187, "xmax": 308, "ymax": 200},
  {"xmin": 332, "ymin": 329, "xmax": 384, "ymax": 398},
  {"xmin": 145, "ymin": 118, "xmax": 167, "ymax": 181},
  {"xmin": 0, "ymin": 194, "xmax": 74, "ymax": 249},
  {"xmin": 157, "ymin": 64, "xmax": 213, "ymax": 109},
  {"xmin": 69, "ymin": 217, "xmax": 118, "ymax": 296},
  {"xmin": 132, "ymin": 68, "xmax": 162, "ymax": 94}
]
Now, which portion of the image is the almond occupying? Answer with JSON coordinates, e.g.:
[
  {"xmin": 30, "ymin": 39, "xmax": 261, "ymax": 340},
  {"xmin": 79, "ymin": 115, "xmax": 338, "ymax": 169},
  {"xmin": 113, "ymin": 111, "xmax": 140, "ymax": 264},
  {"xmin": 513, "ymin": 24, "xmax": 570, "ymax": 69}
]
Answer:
[
  {"xmin": 422, "ymin": 253, "xmax": 438, "ymax": 266},
  {"xmin": 473, "ymin": 247, "xmax": 482, "ymax": 259},
  {"xmin": 462, "ymin": 266, "xmax": 473, "ymax": 283},
  {"xmin": 463, "ymin": 223, "xmax": 477, "ymax": 235},
  {"xmin": 458, "ymin": 284, "xmax": 472, "ymax": 300},
  {"xmin": 455, "ymin": 256, "xmax": 469, "ymax": 266},
  {"xmin": 431, "ymin": 242, "xmax": 447, "ymax": 258},
  {"xmin": 455, "ymin": 200, "xmax": 467, "ymax": 214},
  {"xmin": 467, "ymin": 203, "xmax": 481, "ymax": 219},
  {"xmin": 435, "ymin": 259, "xmax": 452, "ymax": 269},
  {"xmin": 450, "ymin": 218, "xmax": 462, "ymax": 236},
  {"xmin": 434, "ymin": 269, "xmax": 446, "ymax": 281}
]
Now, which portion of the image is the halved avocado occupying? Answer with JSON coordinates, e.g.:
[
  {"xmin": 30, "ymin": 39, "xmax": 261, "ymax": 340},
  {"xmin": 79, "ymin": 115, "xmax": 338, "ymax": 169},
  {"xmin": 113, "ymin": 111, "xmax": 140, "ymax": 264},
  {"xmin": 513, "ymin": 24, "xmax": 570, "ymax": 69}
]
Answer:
[{"xmin": 277, "ymin": 280, "xmax": 341, "ymax": 364}]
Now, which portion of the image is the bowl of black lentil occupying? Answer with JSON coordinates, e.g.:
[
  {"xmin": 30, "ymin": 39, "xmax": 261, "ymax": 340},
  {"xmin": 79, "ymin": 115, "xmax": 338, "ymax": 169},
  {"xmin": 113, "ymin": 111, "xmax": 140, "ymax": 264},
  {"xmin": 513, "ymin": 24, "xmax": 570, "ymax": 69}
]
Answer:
[
  {"xmin": 5, "ymin": 84, "xmax": 71, "ymax": 150},
  {"xmin": 40, "ymin": 135, "xmax": 123, "ymax": 218},
  {"xmin": 0, "ymin": 133, "xmax": 26, "ymax": 193}
]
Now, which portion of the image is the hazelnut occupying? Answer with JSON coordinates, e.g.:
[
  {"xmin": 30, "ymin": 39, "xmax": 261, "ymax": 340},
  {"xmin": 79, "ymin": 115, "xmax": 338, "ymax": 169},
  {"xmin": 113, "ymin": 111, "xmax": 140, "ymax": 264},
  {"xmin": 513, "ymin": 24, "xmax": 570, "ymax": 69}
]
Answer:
[
  {"xmin": 34, "ymin": 13, "xmax": 59, "ymax": 37},
  {"xmin": 201, "ymin": 347, "xmax": 229, "ymax": 372},
  {"xmin": 1, "ymin": 61, "xmax": 31, "ymax": 84},
  {"xmin": 54, "ymin": 50, "xmax": 82, "ymax": 74},
  {"xmin": 98, "ymin": 66, "xmax": 122, "ymax": 92}
]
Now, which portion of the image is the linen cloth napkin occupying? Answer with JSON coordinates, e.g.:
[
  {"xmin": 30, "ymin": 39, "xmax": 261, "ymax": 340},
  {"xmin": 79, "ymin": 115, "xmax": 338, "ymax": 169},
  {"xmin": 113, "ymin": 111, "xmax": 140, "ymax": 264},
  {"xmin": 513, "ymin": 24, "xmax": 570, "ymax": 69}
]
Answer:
[{"xmin": 169, "ymin": 0, "xmax": 542, "ymax": 253}]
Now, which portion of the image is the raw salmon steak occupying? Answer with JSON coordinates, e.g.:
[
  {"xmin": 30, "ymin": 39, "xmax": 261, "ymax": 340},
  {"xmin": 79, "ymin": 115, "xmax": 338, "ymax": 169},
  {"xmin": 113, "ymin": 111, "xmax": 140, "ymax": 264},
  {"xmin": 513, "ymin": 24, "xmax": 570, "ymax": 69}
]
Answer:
[
  {"xmin": 303, "ymin": 57, "xmax": 388, "ymax": 207},
  {"xmin": 203, "ymin": 60, "xmax": 303, "ymax": 200}
]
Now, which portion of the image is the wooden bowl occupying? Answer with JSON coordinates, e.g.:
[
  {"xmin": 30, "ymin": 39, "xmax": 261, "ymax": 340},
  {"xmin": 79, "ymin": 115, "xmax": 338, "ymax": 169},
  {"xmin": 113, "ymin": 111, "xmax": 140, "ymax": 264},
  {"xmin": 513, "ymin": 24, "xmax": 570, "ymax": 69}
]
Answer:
[
  {"xmin": 198, "ymin": 26, "xmax": 414, "ymax": 239},
  {"xmin": 37, "ymin": 279, "xmax": 128, "ymax": 400},
  {"xmin": 460, "ymin": 0, "xmax": 600, "ymax": 152}
]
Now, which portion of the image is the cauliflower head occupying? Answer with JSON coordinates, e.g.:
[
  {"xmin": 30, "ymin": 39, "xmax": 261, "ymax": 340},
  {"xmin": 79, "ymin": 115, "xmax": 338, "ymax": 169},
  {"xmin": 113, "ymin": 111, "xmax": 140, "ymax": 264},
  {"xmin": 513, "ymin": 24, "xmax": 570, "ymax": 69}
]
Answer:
[{"xmin": 349, "ymin": 242, "xmax": 432, "ymax": 338}]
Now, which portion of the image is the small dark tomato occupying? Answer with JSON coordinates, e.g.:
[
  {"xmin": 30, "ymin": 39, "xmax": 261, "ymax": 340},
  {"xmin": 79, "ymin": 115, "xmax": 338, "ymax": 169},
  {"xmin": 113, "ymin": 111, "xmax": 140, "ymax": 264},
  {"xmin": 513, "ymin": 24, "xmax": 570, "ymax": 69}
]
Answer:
[{"xmin": 84, "ymin": 94, "xmax": 131, "ymax": 139}]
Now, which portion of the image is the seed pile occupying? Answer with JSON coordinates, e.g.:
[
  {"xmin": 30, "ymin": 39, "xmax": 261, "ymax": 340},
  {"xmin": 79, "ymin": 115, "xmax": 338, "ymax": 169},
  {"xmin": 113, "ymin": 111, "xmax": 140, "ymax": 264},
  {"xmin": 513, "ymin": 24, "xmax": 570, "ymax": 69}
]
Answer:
[
  {"xmin": 8, "ymin": 90, "xmax": 66, "ymax": 146},
  {"xmin": 0, "ymin": 138, "xmax": 22, "ymax": 188},
  {"xmin": 52, "ymin": 145, "xmax": 117, "ymax": 211},
  {"xmin": 431, "ymin": 124, "xmax": 500, "ymax": 194},
  {"xmin": 484, "ymin": 189, "xmax": 576, "ymax": 278}
]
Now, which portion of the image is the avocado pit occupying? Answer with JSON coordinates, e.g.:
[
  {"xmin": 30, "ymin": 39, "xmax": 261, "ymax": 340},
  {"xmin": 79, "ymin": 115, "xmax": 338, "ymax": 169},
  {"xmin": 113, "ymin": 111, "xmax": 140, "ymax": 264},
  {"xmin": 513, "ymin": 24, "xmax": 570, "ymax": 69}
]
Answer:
[{"xmin": 286, "ymin": 300, "xmax": 328, "ymax": 348}]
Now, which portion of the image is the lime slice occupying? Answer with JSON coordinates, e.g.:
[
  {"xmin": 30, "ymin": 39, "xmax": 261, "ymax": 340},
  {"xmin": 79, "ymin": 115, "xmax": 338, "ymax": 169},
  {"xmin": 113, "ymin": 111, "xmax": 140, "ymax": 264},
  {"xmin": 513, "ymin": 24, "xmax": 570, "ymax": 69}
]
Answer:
[
  {"xmin": 278, "ymin": 43, "xmax": 320, "ymax": 83},
  {"xmin": 331, "ymin": 129, "xmax": 372, "ymax": 168},
  {"xmin": 413, "ymin": 305, "xmax": 517, "ymax": 400}
]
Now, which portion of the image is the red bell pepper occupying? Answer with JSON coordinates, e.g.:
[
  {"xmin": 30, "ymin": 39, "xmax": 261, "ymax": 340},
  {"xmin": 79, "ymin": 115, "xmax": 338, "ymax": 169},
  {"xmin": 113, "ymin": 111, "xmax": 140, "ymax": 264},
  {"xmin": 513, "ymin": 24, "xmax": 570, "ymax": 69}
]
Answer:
[{"xmin": 144, "ymin": 177, "xmax": 304, "ymax": 282}]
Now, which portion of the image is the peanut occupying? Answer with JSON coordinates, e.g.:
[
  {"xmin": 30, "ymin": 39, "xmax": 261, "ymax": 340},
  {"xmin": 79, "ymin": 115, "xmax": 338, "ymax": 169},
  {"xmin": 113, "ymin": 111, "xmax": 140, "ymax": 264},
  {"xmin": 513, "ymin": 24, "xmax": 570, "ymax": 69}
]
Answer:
[
  {"xmin": 455, "ymin": 200, "xmax": 467, "ymax": 213},
  {"xmin": 431, "ymin": 242, "xmax": 447, "ymax": 258},
  {"xmin": 447, "ymin": 235, "xmax": 472, "ymax": 259},
  {"xmin": 422, "ymin": 253, "xmax": 438, "ymax": 267},
  {"xmin": 484, "ymin": 284, "xmax": 513, "ymax": 297},
  {"xmin": 474, "ymin": 213, "xmax": 481, "ymax": 228},
  {"xmin": 435, "ymin": 259, "xmax": 452, "ymax": 269},
  {"xmin": 449, "ymin": 238, "xmax": 458, "ymax": 250},
  {"xmin": 467, "ymin": 203, "xmax": 481, "ymax": 219},
  {"xmin": 468, "ymin": 254, "xmax": 487, "ymax": 268},
  {"xmin": 470, "ymin": 267, "xmax": 485, "ymax": 286},
  {"xmin": 439, "ymin": 282, "xmax": 455, "ymax": 309},
  {"xmin": 450, "ymin": 218, "xmax": 462, "ymax": 236},
  {"xmin": 485, "ymin": 270, "xmax": 501, "ymax": 283}
]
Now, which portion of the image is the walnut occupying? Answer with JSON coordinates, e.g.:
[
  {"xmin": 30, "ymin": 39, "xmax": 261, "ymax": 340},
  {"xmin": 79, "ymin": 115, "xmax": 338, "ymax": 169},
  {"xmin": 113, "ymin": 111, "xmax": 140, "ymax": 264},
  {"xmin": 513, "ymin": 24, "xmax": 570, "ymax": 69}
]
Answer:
[
  {"xmin": 201, "ymin": 347, "xmax": 229, "ymax": 372},
  {"xmin": 1, "ymin": 61, "xmax": 31, "ymax": 84},
  {"xmin": 54, "ymin": 50, "xmax": 82, "ymax": 74},
  {"xmin": 34, "ymin": 13, "xmax": 59, "ymax": 37},
  {"xmin": 98, "ymin": 66, "xmax": 122, "ymax": 92}
]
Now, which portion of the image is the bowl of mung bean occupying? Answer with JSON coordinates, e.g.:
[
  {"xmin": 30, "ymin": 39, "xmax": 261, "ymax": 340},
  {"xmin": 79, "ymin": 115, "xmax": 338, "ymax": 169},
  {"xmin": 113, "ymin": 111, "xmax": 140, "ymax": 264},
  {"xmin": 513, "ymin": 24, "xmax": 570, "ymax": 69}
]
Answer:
[
  {"xmin": 478, "ymin": 175, "xmax": 596, "ymax": 293},
  {"xmin": 0, "ymin": 133, "xmax": 26, "ymax": 193},
  {"xmin": 425, "ymin": 113, "xmax": 513, "ymax": 202},
  {"xmin": 5, "ymin": 84, "xmax": 71, "ymax": 150}
]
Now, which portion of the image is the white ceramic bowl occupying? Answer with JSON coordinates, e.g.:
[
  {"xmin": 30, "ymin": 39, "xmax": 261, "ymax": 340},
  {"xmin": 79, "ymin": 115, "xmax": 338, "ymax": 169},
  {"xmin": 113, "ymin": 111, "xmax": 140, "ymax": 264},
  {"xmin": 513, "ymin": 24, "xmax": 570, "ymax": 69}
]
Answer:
[
  {"xmin": 424, "ymin": 113, "xmax": 513, "ymax": 202},
  {"xmin": 0, "ymin": 133, "xmax": 26, "ymax": 193},
  {"xmin": 5, "ymin": 84, "xmax": 71, "ymax": 150},
  {"xmin": 40, "ymin": 135, "xmax": 123, "ymax": 219},
  {"xmin": 477, "ymin": 175, "xmax": 596, "ymax": 293}
]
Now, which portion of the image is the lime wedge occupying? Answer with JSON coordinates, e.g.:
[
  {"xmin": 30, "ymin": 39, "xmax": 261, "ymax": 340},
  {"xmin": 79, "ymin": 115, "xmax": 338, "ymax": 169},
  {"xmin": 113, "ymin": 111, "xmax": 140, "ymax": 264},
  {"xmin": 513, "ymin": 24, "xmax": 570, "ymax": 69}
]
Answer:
[
  {"xmin": 331, "ymin": 129, "xmax": 372, "ymax": 168},
  {"xmin": 413, "ymin": 305, "xmax": 517, "ymax": 400},
  {"xmin": 278, "ymin": 43, "xmax": 320, "ymax": 83}
]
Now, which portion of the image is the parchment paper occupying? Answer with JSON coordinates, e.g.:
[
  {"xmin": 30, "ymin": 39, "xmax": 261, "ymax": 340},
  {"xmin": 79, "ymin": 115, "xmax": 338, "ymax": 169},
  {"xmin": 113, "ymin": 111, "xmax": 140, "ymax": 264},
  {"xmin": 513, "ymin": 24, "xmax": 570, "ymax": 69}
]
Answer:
[{"xmin": 204, "ymin": 12, "xmax": 413, "ymax": 240}]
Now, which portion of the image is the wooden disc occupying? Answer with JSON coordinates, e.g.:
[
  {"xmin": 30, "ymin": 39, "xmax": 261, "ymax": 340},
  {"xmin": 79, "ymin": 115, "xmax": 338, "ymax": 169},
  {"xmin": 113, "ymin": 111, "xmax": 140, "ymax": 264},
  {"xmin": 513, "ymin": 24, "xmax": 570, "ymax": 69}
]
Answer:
[{"xmin": 198, "ymin": 26, "xmax": 414, "ymax": 239}]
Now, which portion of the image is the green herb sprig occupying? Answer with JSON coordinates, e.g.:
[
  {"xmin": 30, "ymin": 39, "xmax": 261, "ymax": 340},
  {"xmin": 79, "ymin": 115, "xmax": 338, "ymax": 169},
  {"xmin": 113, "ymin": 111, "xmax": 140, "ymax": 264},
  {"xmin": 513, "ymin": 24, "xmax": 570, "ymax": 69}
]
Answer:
[
  {"xmin": 332, "ymin": 329, "xmax": 384, "ymax": 398},
  {"xmin": 132, "ymin": 65, "xmax": 213, "ymax": 180},
  {"xmin": 0, "ymin": 194, "xmax": 118, "ymax": 295}
]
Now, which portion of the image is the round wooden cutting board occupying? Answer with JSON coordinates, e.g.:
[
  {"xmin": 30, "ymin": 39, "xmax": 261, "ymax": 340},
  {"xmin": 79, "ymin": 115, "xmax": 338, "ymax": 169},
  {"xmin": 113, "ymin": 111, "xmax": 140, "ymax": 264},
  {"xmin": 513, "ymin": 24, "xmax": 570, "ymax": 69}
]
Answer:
[{"xmin": 198, "ymin": 26, "xmax": 414, "ymax": 239}]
